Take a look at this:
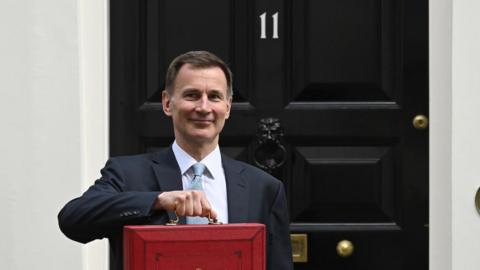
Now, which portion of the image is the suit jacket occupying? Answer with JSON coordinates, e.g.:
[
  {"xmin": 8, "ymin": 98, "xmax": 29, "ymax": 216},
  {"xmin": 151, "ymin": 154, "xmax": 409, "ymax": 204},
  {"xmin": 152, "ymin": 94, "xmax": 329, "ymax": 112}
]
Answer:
[{"xmin": 58, "ymin": 147, "xmax": 293, "ymax": 270}]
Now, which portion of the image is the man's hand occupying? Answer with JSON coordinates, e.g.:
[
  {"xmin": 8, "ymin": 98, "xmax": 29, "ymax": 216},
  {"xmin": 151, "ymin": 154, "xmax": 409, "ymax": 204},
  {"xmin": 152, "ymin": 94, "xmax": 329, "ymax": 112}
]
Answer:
[{"xmin": 154, "ymin": 191, "xmax": 218, "ymax": 219}]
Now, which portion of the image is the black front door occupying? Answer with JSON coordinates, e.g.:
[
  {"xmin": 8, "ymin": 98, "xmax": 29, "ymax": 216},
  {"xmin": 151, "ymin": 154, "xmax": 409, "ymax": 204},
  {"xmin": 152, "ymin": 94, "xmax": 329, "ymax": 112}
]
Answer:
[{"xmin": 110, "ymin": 0, "xmax": 428, "ymax": 269}]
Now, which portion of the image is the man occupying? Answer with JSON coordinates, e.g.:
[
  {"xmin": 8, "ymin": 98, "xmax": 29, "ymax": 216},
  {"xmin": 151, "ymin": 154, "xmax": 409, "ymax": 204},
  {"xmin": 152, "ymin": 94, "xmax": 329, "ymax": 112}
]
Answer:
[{"xmin": 58, "ymin": 51, "xmax": 293, "ymax": 270}]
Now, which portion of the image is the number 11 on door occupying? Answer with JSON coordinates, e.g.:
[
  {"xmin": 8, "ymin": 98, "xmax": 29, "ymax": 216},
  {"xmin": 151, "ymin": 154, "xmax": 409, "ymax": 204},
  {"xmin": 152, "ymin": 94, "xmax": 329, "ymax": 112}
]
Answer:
[{"xmin": 259, "ymin": 12, "xmax": 279, "ymax": 39}]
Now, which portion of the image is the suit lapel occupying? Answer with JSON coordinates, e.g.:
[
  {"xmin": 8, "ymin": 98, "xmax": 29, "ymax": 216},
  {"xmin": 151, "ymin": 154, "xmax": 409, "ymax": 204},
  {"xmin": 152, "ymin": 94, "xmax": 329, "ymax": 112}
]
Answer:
[
  {"xmin": 222, "ymin": 154, "xmax": 249, "ymax": 223},
  {"xmin": 151, "ymin": 147, "xmax": 187, "ymax": 224}
]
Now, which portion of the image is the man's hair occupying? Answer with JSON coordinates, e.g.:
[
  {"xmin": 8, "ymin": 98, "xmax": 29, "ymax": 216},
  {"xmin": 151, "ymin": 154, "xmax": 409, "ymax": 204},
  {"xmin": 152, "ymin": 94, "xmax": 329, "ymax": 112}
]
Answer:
[{"xmin": 165, "ymin": 51, "xmax": 233, "ymax": 97}]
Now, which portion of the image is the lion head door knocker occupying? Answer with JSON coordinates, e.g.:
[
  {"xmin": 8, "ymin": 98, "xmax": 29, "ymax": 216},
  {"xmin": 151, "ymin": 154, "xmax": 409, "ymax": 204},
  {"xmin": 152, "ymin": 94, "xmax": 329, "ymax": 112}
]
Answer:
[{"xmin": 253, "ymin": 118, "xmax": 287, "ymax": 173}]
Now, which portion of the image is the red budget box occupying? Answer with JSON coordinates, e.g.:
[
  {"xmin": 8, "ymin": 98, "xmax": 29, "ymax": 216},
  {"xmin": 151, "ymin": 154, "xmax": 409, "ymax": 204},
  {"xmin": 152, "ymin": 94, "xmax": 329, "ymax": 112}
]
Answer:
[{"xmin": 124, "ymin": 223, "xmax": 265, "ymax": 270}]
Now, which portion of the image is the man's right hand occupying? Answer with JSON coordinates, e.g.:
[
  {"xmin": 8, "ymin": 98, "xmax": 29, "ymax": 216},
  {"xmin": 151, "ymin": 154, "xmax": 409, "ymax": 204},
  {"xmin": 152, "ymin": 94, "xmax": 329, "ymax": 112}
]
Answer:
[{"xmin": 154, "ymin": 190, "xmax": 217, "ymax": 219}]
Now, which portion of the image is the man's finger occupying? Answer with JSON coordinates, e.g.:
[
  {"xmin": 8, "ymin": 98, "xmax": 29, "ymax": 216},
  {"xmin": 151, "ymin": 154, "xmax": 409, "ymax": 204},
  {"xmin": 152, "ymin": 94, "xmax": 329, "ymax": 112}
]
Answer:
[
  {"xmin": 184, "ymin": 192, "xmax": 194, "ymax": 216},
  {"xmin": 209, "ymin": 208, "xmax": 218, "ymax": 219},
  {"xmin": 198, "ymin": 196, "xmax": 217, "ymax": 219},
  {"xmin": 191, "ymin": 191, "xmax": 203, "ymax": 216},
  {"xmin": 175, "ymin": 199, "xmax": 185, "ymax": 216}
]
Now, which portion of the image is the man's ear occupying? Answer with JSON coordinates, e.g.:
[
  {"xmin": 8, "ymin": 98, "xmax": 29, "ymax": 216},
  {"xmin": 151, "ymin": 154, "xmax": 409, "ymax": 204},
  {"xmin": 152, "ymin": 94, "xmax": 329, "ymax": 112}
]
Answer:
[
  {"xmin": 162, "ymin": 90, "xmax": 172, "ymax": 116},
  {"xmin": 225, "ymin": 96, "xmax": 232, "ymax": 119}
]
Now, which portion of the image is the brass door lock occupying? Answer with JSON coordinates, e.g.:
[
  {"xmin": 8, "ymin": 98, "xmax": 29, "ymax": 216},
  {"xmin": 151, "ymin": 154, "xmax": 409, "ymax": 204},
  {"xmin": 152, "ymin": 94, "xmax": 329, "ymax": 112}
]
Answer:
[{"xmin": 291, "ymin": 234, "xmax": 308, "ymax": 263}]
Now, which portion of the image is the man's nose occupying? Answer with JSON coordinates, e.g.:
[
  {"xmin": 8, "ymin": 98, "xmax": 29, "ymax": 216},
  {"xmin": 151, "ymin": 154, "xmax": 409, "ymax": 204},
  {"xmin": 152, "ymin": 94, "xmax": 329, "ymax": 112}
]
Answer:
[{"xmin": 195, "ymin": 95, "xmax": 212, "ymax": 113}]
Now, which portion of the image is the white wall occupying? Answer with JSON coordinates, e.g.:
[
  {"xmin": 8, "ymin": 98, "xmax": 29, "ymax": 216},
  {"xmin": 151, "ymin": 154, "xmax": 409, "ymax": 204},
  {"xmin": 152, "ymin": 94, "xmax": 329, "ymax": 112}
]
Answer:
[
  {"xmin": 430, "ymin": 0, "xmax": 480, "ymax": 269},
  {"xmin": 0, "ymin": 0, "xmax": 108, "ymax": 269},
  {"xmin": 0, "ymin": 0, "xmax": 83, "ymax": 269},
  {"xmin": 451, "ymin": 0, "xmax": 480, "ymax": 269}
]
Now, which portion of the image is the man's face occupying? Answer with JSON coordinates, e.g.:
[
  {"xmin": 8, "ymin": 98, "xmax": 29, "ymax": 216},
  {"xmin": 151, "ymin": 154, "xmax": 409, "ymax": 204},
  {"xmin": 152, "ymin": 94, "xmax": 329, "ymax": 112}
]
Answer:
[{"xmin": 162, "ymin": 64, "xmax": 232, "ymax": 146}]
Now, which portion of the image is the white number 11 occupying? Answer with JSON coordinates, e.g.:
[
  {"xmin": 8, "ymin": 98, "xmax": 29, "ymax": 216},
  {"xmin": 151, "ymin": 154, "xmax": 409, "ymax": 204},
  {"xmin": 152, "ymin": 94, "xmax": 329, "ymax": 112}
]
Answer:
[{"xmin": 259, "ymin": 12, "xmax": 279, "ymax": 40}]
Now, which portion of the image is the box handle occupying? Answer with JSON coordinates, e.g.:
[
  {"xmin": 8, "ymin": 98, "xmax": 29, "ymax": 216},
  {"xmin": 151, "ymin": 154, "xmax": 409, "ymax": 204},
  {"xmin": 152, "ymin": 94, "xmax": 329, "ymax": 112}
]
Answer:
[{"xmin": 166, "ymin": 211, "xmax": 222, "ymax": 226}]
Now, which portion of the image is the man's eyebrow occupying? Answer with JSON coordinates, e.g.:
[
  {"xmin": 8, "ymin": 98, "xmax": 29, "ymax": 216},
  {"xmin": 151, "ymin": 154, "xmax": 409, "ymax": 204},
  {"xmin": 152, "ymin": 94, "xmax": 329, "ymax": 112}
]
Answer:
[
  {"xmin": 180, "ymin": 88, "xmax": 225, "ymax": 98},
  {"xmin": 181, "ymin": 88, "xmax": 201, "ymax": 93}
]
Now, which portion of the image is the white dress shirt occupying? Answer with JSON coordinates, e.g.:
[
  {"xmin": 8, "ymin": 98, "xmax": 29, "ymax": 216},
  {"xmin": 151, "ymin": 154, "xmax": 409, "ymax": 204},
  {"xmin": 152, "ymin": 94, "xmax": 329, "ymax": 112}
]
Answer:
[{"xmin": 172, "ymin": 141, "xmax": 229, "ymax": 224}]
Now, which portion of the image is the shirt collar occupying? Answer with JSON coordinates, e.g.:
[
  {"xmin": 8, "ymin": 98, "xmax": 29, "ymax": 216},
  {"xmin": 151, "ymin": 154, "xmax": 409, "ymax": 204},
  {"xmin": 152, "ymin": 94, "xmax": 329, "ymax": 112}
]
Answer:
[{"xmin": 172, "ymin": 141, "xmax": 222, "ymax": 179}]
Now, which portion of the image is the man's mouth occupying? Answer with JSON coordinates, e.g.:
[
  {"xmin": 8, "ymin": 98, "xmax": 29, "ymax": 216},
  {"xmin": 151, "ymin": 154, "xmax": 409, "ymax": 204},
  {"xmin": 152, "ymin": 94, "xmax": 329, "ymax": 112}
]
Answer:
[{"xmin": 191, "ymin": 119, "xmax": 213, "ymax": 123}]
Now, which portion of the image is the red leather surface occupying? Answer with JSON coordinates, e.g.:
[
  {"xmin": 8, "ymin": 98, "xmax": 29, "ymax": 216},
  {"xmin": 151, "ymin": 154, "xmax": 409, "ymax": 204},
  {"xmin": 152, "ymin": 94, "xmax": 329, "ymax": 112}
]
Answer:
[{"xmin": 124, "ymin": 224, "xmax": 265, "ymax": 270}]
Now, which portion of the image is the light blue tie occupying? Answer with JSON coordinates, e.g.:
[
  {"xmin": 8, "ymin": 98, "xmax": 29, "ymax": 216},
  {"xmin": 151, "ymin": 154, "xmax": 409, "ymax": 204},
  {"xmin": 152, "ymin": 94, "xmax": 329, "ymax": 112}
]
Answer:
[
  {"xmin": 186, "ymin": 163, "xmax": 208, "ymax": 224},
  {"xmin": 189, "ymin": 163, "xmax": 206, "ymax": 190}
]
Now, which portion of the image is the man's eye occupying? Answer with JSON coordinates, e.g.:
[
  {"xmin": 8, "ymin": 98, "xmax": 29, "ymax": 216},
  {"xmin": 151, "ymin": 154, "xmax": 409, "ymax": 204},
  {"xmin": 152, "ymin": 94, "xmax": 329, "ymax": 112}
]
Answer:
[
  {"xmin": 184, "ymin": 93, "xmax": 198, "ymax": 99},
  {"xmin": 209, "ymin": 94, "xmax": 222, "ymax": 101}
]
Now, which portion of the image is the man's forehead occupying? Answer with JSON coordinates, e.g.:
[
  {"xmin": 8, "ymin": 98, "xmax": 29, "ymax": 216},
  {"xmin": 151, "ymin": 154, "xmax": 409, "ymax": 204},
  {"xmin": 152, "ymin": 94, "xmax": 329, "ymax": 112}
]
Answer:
[
  {"xmin": 174, "ymin": 64, "xmax": 228, "ymax": 88},
  {"xmin": 178, "ymin": 64, "xmax": 225, "ymax": 77}
]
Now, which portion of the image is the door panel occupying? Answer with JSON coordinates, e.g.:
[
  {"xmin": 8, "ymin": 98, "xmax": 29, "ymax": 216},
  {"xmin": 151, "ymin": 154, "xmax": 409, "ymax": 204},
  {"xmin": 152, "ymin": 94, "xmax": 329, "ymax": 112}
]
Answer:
[
  {"xmin": 111, "ymin": 0, "xmax": 428, "ymax": 268},
  {"xmin": 291, "ymin": 0, "xmax": 399, "ymax": 102},
  {"xmin": 291, "ymin": 146, "xmax": 397, "ymax": 223}
]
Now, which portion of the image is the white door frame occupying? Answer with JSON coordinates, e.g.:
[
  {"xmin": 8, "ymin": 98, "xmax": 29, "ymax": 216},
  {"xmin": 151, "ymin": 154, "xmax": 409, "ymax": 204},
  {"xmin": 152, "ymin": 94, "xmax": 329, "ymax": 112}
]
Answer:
[
  {"xmin": 78, "ymin": 0, "xmax": 109, "ymax": 269},
  {"xmin": 429, "ymin": 0, "xmax": 452, "ymax": 268}
]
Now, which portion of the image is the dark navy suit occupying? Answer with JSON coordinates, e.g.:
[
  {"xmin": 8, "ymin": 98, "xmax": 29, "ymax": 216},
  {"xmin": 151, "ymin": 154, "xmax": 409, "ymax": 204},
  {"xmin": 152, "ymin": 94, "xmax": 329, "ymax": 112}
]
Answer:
[{"xmin": 58, "ymin": 147, "xmax": 293, "ymax": 270}]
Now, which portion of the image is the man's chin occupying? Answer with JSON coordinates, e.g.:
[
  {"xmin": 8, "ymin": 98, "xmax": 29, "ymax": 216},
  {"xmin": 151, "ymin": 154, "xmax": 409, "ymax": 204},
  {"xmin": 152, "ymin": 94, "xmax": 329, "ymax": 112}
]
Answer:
[
  {"xmin": 190, "ymin": 122, "xmax": 214, "ymax": 130},
  {"xmin": 187, "ymin": 133, "xmax": 218, "ymax": 144}
]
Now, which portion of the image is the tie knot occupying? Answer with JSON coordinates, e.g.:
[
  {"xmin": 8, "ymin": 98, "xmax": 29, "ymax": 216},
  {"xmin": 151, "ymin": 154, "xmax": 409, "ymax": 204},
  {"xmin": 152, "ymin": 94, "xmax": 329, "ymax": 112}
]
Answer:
[{"xmin": 191, "ymin": 163, "xmax": 206, "ymax": 177}]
